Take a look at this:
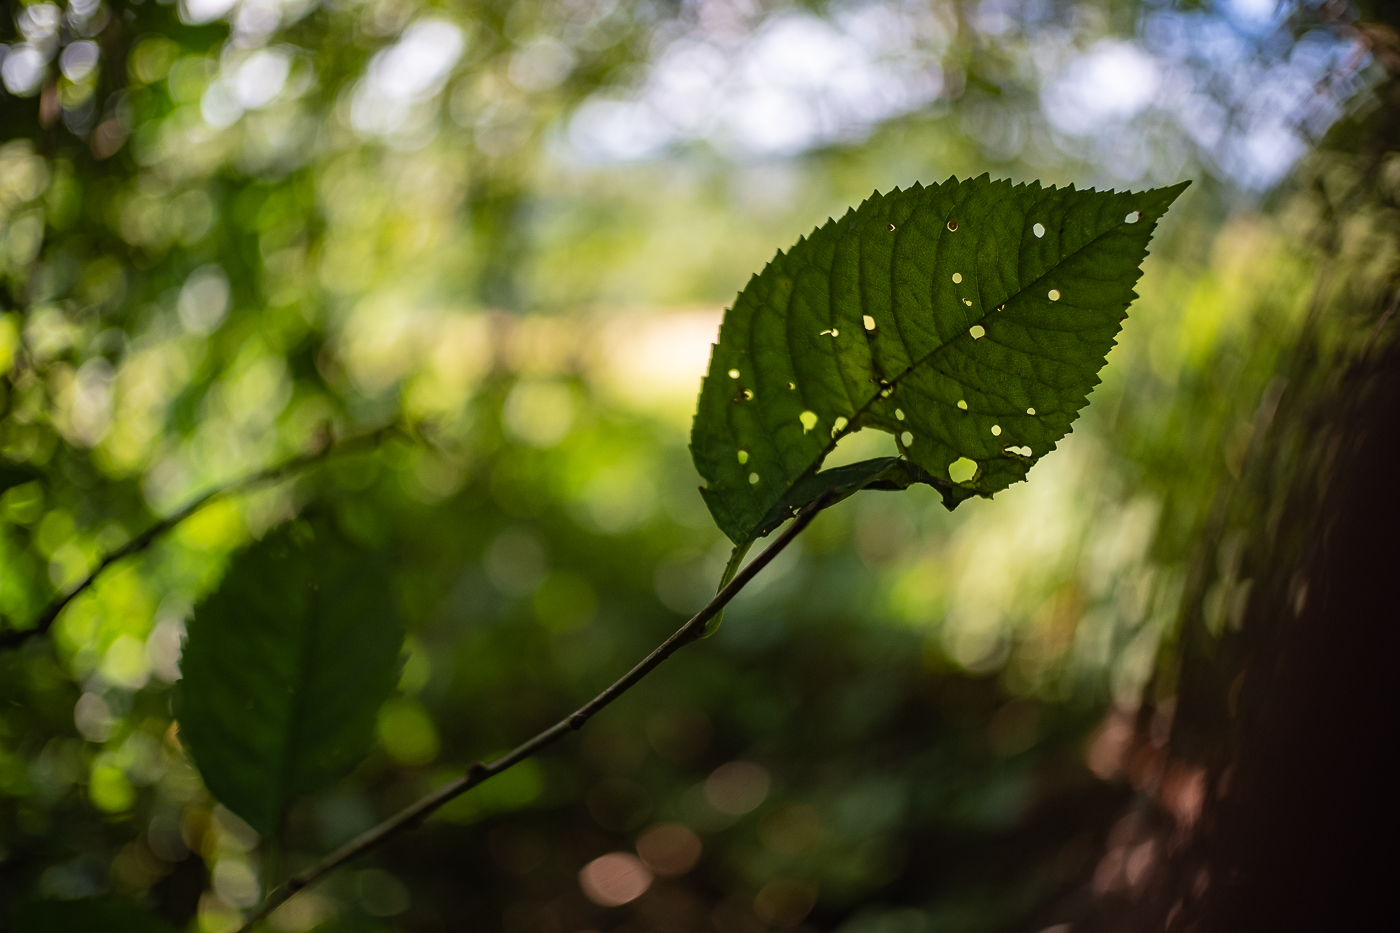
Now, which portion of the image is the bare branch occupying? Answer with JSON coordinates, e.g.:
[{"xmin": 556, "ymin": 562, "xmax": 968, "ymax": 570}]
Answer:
[
  {"xmin": 0, "ymin": 424, "xmax": 406, "ymax": 651},
  {"xmin": 237, "ymin": 487, "xmax": 839, "ymax": 932}
]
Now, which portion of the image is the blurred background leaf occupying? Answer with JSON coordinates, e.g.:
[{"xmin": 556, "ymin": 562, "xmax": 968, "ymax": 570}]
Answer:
[{"xmin": 175, "ymin": 519, "xmax": 403, "ymax": 837}]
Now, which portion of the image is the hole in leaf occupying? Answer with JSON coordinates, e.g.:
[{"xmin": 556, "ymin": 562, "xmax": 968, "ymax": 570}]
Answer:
[
  {"xmin": 833, "ymin": 416, "xmax": 849, "ymax": 433},
  {"xmin": 788, "ymin": 382, "xmax": 796, "ymax": 390},
  {"xmin": 947, "ymin": 220, "xmax": 958, "ymax": 231},
  {"xmin": 970, "ymin": 325, "xmax": 985, "ymax": 339},
  {"xmin": 900, "ymin": 431, "xmax": 913, "ymax": 446},
  {"xmin": 1125, "ymin": 211, "xmax": 1141, "ymax": 224},
  {"xmin": 749, "ymin": 473, "xmax": 760, "ymax": 485},
  {"xmin": 799, "ymin": 411, "xmax": 818, "ymax": 433},
  {"xmin": 1005, "ymin": 445, "xmax": 1032, "ymax": 456},
  {"xmin": 728, "ymin": 369, "xmax": 740, "ymax": 379},
  {"xmin": 991, "ymin": 425, "xmax": 1002, "ymax": 436},
  {"xmin": 863, "ymin": 315, "xmax": 876, "ymax": 330},
  {"xmin": 887, "ymin": 223, "xmax": 896, "ymax": 231},
  {"xmin": 1047, "ymin": 289, "xmax": 1061, "ymax": 301},
  {"xmin": 1026, "ymin": 407, "xmax": 1036, "ymax": 415},
  {"xmin": 949, "ymin": 457, "xmax": 977, "ymax": 483},
  {"xmin": 963, "ymin": 298, "xmax": 973, "ymax": 307},
  {"xmin": 737, "ymin": 450, "xmax": 749, "ymax": 464},
  {"xmin": 957, "ymin": 400, "xmax": 968, "ymax": 410},
  {"xmin": 895, "ymin": 408, "xmax": 905, "ymax": 421},
  {"xmin": 819, "ymin": 328, "xmax": 839, "ymax": 337},
  {"xmin": 824, "ymin": 425, "xmax": 899, "ymax": 469},
  {"xmin": 952, "ymin": 272, "xmax": 962, "ymax": 283},
  {"xmin": 1033, "ymin": 222, "xmax": 1045, "ymax": 238}
]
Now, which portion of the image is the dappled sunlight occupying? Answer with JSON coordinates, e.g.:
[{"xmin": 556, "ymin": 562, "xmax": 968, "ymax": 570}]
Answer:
[{"xmin": 579, "ymin": 851, "xmax": 652, "ymax": 906}]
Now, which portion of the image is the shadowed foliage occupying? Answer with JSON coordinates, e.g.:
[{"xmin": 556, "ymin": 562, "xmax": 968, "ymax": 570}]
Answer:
[{"xmin": 176, "ymin": 520, "xmax": 403, "ymax": 836}]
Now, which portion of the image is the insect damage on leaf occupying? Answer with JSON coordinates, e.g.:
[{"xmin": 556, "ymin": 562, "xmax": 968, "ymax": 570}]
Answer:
[
  {"xmin": 690, "ymin": 174, "xmax": 1188, "ymax": 545},
  {"xmin": 174, "ymin": 519, "xmax": 404, "ymax": 836}
]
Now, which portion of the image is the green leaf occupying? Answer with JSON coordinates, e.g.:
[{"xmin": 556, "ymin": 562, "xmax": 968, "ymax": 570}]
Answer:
[
  {"xmin": 691, "ymin": 175, "xmax": 1188, "ymax": 544},
  {"xmin": 175, "ymin": 519, "xmax": 404, "ymax": 836},
  {"xmin": 701, "ymin": 538, "xmax": 753, "ymax": 638},
  {"xmin": 703, "ymin": 456, "xmax": 936, "ymax": 636}
]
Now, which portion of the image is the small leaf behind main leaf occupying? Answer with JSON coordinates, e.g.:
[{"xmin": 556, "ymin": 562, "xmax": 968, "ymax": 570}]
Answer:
[
  {"xmin": 749, "ymin": 457, "xmax": 946, "ymax": 541},
  {"xmin": 703, "ymin": 457, "xmax": 939, "ymax": 636},
  {"xmin": 691, "ymin": 174, "xmax": 1188, "ymax": 544},
  {"xmin": 175, "ymin": 519, "xmax": 404, "ymax": 836}
]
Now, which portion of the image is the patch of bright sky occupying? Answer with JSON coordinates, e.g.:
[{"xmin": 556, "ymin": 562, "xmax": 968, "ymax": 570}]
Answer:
[
  {"xmin": 1128, "ymin": 1, "xmax": 1368, "ymax": 189},
  {"xmin": 350, "ymin": 18, "xmax": 465, "ymax": 138},
  {"xmin": 202, "ymin": 46, "xmax": 295, "ymax": 127},
  {"xmin": 181, "ymin": 0, "xmax": 317, "ymax": 45},
  {"xmin": 568, "ymin": 2, "xmax": 951, "ymax": 160},
  {"xmin": 1040, "ymin": 40, "xmax": 1162, "ymax": 135},
  {"xmin": 566, "ymin": 0, "xmax": 1371, "ymax": 193},
  {"xmin": 180, "ymin": 0, "xmax": 239, "ymax": 26},
  {"xmin": 179, "ymin": 0, "xmax": 1373, "ymax": 194},
  {"xmin": 1218, "ymin": 0, "xmax": 1286, "ymax": 35},
  {"xmin": 1028, "ymin": 0, "xmax": 1366, "ymax": 190}
]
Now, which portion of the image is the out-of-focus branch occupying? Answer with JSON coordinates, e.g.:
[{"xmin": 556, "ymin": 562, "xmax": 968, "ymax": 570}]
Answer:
[
  {"xmin": 235, "ymin": 488, "xmax": 839, "ymax": 933},
  {"xmin": 1359, "ymin": 284, "xmax": 1399, "ymax": 363},
  {"xmin": 0, "ymin": 424, "xmax": 406, "ymax": 651}
]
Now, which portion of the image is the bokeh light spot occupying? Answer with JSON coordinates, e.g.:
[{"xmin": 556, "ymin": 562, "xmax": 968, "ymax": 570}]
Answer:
[
  {"xmin": 636, "ymin": 822, "xmax": 702, "ymax": 877},
  {"xmin": 704, "ymin": 761, "xmax": 770, "ymax": 815},
  {"xmin": 578, "ymin": 852, "xmax": 652, "ymax": 906}
]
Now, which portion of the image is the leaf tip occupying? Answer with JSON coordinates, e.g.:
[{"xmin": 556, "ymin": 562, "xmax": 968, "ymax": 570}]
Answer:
[{"xmin": 1159, "ymin": 179, "xmax": 1193, "ymax": 204}]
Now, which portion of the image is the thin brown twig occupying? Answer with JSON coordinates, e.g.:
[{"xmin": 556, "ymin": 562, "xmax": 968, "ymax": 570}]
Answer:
[
  {"xmin": 236, "ymin": 487, "xmax": 840, "ymax": 932},
  {"xmin": 0, "ymin": 424, "xmax": 405, "ymax": 651}
]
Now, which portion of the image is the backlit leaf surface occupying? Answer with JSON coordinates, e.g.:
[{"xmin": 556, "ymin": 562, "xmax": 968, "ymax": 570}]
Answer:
[{"xmin": 692, "ymin": 175, "xmax": 1188, "ymax": 544}]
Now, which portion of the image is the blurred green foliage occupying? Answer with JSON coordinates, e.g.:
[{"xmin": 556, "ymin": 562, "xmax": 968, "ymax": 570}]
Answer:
[{"xmin": 0, "ymin": 0, "xmax": 1392, "ymax": 931}]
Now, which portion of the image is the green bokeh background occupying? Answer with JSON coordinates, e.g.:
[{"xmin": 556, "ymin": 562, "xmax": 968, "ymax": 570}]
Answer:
[{"xmin": 0, "ymin": 0, "xmax": 1395, "ymax": 931}]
